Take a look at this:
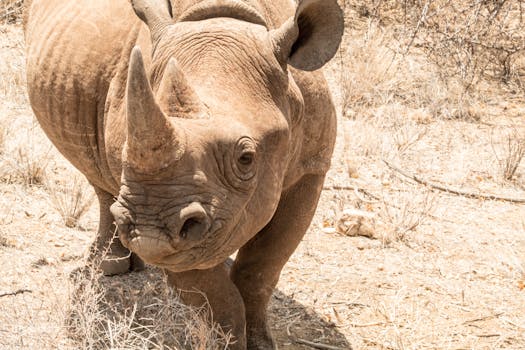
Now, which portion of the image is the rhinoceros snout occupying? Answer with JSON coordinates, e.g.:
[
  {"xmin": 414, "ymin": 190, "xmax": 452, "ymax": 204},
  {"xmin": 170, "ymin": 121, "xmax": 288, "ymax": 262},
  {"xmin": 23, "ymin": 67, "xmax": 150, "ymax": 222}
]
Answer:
[{"xmin": 110, "ymin": 199, "xmax": 213, "ymax": 250}]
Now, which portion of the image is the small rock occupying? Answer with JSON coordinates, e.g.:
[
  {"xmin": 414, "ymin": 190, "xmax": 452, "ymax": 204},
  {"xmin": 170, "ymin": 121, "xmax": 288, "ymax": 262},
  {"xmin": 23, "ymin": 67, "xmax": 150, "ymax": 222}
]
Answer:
[
  {"xmin": 322, "ymin": 227, "xmax": 337, "ymax": 234},
  {"xmin": 336, "ymin": 209, "xmax": 376, "ymax": 238}
]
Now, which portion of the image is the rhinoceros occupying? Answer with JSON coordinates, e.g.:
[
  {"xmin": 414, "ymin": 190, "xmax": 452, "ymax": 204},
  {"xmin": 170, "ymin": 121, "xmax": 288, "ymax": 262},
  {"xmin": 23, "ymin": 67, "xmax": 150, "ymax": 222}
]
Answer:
[{"xmin": 25, "ymin": 0, "xmax": 343, "ymax": 347}]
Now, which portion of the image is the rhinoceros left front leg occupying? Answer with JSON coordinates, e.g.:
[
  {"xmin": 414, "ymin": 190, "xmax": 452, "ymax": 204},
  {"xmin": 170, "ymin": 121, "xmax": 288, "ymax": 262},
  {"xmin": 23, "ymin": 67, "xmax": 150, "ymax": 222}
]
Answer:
[
  {"xmin": 166, "ymin": 263, "xmax": 247, "ymax": 349},
  {"xmin": 231, "ymin": 174, "xmax": 326, "ymax": 350},
  {"xmin": 87, "ymin": 186, "xmax": 144, "ymax": 275}
]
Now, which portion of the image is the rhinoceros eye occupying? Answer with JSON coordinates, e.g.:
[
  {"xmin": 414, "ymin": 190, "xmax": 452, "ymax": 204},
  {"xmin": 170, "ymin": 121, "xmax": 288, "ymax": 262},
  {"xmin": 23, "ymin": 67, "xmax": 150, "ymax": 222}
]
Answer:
[
  {"xmin": 233, "ymin": 137, "xmax": 257, "ymax": 181},
  {"xmin": 238, "ymin": 151, "xmax": 254, "ymax": 166}
]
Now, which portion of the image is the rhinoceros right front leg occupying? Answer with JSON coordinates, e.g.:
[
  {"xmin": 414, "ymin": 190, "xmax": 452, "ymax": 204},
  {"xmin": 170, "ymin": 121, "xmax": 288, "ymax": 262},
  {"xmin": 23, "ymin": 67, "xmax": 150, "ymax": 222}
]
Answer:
[
  {"xmin": 231, "ymin": 174, "xmax": 326, "ymax": 350},
  {"xmin": 166, "ymin": 263, "xmax": 247, "ymax": 349},
  {"xmin": 87, "ymin": 186, "xmax": 144, "ymax": 275}
]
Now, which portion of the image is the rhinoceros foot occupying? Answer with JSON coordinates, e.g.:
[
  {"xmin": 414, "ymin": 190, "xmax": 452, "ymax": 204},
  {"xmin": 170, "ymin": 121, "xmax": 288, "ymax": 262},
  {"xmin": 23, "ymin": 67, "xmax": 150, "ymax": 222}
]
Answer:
[{"xmin": 247, "ymin": 326, "xmax": 277, "ymax": 350}]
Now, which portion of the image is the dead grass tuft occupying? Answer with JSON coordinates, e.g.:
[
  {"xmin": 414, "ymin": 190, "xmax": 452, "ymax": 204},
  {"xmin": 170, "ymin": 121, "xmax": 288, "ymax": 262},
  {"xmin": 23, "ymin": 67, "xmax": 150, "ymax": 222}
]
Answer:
[
  {"xmin": 66, "ymin": 264, "xmax": 232, "ymax": 349},
  {"xmin": 0, "ymin": 120, "xmax": 53, "ymax": 186},
  {"xmin": 378, "ymin": 181, "xmax": 437, "ymax": 244},
  {"xmin": 3, "ymin": 144, "xmax": 50, "ymax": 185},
  {"xmin": 47, "ymin": 176, "xmax": 95, "ymax": 228},
  {"xmin": 492, "ymin": 128, "xmax": 525, "ymax": 181}
]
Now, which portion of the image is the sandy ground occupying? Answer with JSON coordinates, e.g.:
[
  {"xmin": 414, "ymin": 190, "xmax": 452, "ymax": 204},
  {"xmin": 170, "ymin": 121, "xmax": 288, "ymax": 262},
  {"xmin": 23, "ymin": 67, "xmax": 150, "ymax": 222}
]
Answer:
[{"xmin": 1, "ymin": 18, "xmax": 525, "ymax": 350}]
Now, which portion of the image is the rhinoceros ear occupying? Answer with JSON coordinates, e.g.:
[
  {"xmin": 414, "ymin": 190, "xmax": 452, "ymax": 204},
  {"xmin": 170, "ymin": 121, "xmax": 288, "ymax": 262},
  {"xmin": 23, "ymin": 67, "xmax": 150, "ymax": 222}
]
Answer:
[
  {"xmin": 156, "ymin": 58, "xmax": 208, "ymax": 119},
  {"xmin": 270, "ymin": 0, "xmax": 344, "ymax": 71},
  {"xmin": 126, "ymin": 46, "xmax": 185, "ymax": 172},
  {"xmin": 130, "ymin": 0, "xmax": 173, "ymax": 43}
]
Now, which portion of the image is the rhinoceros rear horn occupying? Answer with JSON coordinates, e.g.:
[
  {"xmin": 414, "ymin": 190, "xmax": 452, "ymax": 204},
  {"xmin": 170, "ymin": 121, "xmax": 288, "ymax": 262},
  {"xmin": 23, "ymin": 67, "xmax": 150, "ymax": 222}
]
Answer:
[
  {"xmin": 271, "ymin": 0, "xmax": 344, "ymax": 71},
  {"xmin": 125, "ymin": 46, "xmax": 185, "ymax": 173},
  {"xmin": 156, "ymin": 58, "xmax": 207, "ymax": 119},
  {"xmin": 130, "ymin": 0, "xmax": 173, "ymax": 43}
]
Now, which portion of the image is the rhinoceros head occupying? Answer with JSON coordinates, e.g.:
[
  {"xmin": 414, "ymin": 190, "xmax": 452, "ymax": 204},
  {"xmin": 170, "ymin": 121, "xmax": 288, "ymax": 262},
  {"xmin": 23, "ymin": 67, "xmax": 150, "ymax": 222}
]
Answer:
[{"xmin": 110, "ymin": 0, "xmax": 343, "ymax": 271}]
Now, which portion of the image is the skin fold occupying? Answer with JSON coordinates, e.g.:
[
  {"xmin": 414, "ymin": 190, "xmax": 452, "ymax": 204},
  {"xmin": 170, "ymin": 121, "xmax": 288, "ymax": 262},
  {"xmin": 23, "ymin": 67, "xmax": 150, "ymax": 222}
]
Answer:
[{"xmin": 25, "ymin": 0, "xmax": 343, "ymax": 348}]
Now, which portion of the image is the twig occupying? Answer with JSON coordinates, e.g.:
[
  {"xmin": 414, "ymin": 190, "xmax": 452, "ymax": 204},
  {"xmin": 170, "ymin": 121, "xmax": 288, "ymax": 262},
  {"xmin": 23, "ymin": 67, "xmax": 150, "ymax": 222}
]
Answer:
[
  {"xmin": 0, "ymin": 289, "xmax": 32, "ymax": 298},
  {"xmin": 294, "ymin": 338, "xmax": 347, "ymax": 350},
  {"xmin": 476, "ymin": 334, "xmax": 501, "ymax": 338},
  {"xmin": 463, "ymin": 312, "xmax": 504, "ymax": 325},
  {"xmin": 324, "ymin": 184, "xmax": 457, "ymax": 224},
  {"xmin": 383, "ymin": 159, "xmax": 525, "ymax": 203},
  {"xmin": 344, "ymin": 321, "xmax": 386, "ymax": 328},
  {"xmin": 502, "ymin": 317, "xmax": 525, "ymax": 330},
  {"xmin": 323, "ymin": 185, "xmax": 380, "ymax": 201},
  {"xmin": 285, "ymin": 315, "xmax": 302, "ymax": 337}
]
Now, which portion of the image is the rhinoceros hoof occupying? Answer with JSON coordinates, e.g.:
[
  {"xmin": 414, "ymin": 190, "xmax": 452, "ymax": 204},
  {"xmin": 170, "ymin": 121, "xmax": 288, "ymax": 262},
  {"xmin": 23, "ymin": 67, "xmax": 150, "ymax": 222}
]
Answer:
[
  {"xmin": 100, "ymin": 255, "xmax": 131, "ymax": 276},
  {"xmin": 247, "ymin": 329, "xmax": 277, "ymax": 350}
]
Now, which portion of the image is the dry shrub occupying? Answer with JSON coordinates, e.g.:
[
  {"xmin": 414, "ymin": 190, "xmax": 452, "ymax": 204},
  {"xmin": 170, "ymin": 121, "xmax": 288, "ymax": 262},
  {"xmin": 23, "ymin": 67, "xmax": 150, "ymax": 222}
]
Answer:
[
  {"xmin": 492, "ymin": 128, "xmax": 525, "ymax": 181},
  {"xmin": 0, "ymin": 0, "xmax": 24, "ymax": 24},
  {"xmin": 339, "ymin": 23, "xmax": 429, "ymax": 118},
  {"xmin": 338, "ymin": 21, "xmax": 480, "ymax": 122},
  {"xmin": 350, "ymin": 0, "xmax": 525, "ymax": 93},
  {"xmin": 378, "ymin": 182, "xmax": 436, "ymax": 244},
  {"xmin": 67, "ymin": 265, "xmax": 232, "ymax": 349},
  {"xmin": 391, "ymin": 121, "xmax": 428, "ymax": 154},
  {"xmin": 47, "ymin": 176, "xmax": 95, "ymax": 228}
]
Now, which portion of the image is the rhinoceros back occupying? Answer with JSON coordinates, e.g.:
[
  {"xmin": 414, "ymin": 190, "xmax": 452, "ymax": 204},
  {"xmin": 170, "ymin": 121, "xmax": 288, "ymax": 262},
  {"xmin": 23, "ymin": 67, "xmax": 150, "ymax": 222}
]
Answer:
[{"xmin": 25, "ymin": 0, "xmax": 140, "ymax": 193}]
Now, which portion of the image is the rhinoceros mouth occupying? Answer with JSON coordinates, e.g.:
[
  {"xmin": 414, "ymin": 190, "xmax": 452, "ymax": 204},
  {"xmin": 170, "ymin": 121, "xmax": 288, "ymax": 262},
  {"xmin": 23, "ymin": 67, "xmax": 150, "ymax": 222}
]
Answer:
[
  {"xmin": 120, "ymin": 218, "xmax": 230, "ymax": 271},
  {"xmin": 154, "ymin": 217, "xmax": 242, "ymax": 272},
  {"xmin": 123, "ymin": 235, "xmax": 177, "ymax": 261}
]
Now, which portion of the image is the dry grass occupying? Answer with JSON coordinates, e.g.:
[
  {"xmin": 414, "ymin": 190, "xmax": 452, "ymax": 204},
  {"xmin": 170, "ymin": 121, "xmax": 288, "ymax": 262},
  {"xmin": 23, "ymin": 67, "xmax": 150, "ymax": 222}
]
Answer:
[
  {"xmin": 0, "ymin": 118, "xmax": 7, "ymax": 154},
  {"xmin": 0, "ymin": 24, "xmax": 25, "ymax": 102},
  {"xmin": 66, "ymin": 264, "xmax": 232, "ymax": 350},
  {"xmin": 0, "ymin": 261, "xmax": 232, "ymax": 349},
  {"xmin": 47, "ymin": 176, "xmax": 95, "ymax": 228}
]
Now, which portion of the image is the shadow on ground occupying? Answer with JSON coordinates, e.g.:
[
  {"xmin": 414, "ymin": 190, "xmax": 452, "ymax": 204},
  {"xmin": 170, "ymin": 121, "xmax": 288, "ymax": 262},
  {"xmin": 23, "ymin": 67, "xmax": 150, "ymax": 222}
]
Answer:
[
  {"xmin": 66, "ymin": 266, "xmax": 352, "ymax": 349},
  {"xmin": 269, "ymin": 290, "xmax": 352, "ymax": 349}
]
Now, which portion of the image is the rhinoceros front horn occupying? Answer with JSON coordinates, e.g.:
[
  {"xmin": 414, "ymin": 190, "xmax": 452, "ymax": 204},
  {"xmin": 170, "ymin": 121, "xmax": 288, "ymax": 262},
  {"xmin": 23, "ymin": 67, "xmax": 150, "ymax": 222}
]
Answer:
[{"xmin": 125, "ymin": 46, "xmax": 185, "ymax": 173}]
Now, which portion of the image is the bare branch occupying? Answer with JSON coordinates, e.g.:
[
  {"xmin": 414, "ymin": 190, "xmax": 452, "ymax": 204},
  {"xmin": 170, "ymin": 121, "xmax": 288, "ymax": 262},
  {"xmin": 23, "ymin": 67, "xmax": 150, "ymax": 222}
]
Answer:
[{"xmin": 383, "ymin": 159, "xmax": 525, "ymax": 203}]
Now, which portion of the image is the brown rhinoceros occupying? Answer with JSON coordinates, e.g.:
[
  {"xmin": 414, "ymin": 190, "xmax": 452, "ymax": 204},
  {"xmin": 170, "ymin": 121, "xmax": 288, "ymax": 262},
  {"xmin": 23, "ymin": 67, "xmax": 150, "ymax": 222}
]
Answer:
[{"xmin": 25, "ymin": 0, "xmax": 343, "ymax": 347}]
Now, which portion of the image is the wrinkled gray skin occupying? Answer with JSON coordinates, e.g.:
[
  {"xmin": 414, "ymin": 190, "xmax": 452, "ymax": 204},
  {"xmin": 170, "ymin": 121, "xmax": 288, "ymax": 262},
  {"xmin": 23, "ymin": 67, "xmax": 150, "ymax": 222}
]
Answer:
[{"xmin": 25, "ymin": 0, "xmax": 343, "ymax": 348}]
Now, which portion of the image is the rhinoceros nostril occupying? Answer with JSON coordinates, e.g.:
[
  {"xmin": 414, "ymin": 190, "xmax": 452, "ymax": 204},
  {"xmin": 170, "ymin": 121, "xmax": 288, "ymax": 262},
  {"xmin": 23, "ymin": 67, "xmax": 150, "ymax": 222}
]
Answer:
[
  {"xmin": 180, "ymin": 217, "xmax": 207, "ymax": 241},
  {"xmin": 178, "ymin": 202, "xmax": 211, "ymax": 242}
]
